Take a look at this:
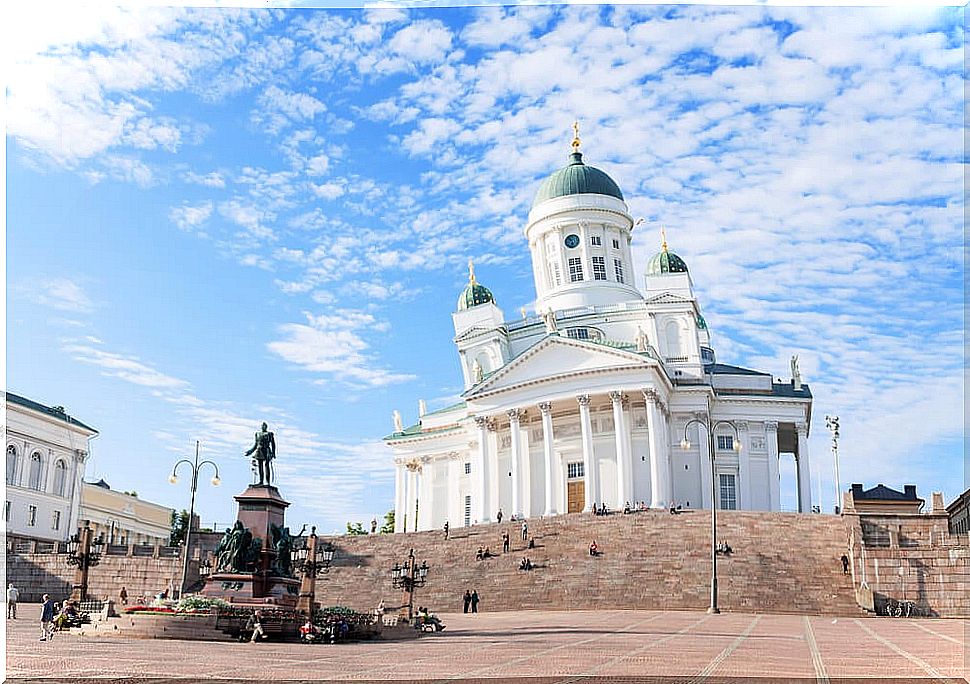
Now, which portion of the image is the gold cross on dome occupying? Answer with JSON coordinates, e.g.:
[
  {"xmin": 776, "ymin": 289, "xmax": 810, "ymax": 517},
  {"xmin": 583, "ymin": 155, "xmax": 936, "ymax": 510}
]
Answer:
[{"xmin": 571, "ymin": 120, "xmax": 582, "ymax": 151}]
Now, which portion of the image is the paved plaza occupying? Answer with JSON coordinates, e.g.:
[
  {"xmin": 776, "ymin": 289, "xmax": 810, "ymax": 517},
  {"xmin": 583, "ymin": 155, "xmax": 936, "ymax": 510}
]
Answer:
[{"xmin": 5, "ymin": 607, "xmax": 967, "ymax": 682}]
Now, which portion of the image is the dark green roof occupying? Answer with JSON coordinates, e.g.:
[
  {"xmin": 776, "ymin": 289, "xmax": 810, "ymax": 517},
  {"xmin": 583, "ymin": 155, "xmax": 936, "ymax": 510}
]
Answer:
[
  {"xmin": 457, "ymin": 282, "xmax": 494, "ymax": 310},
  {"xmin": 646, "ymin": 249, "xmax": 689, "ymax": 275},
  {"xmin": 532, "ymin": 152, "xmax": 624, "ymax": 208},
  {"xmin": 5, "ymin": 392, "xmax": 98, "ymax": 433}
]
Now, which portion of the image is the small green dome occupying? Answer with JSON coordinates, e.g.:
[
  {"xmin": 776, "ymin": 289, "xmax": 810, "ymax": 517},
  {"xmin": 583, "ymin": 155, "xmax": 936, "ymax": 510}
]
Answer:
[
  {"xmin": 646, "ymin": 249, "xmax": 689, "ymax": 275},
  {"xmin": 458, "ymin": 282, "xmax": 494, "ymax": 310},
  {"xmin": 457, "ymin": 260, "xmax": 495, "ymax": 310},
  {"xmin": 532, "ymin": 152, "xmax": 624, "ymax": 208}
]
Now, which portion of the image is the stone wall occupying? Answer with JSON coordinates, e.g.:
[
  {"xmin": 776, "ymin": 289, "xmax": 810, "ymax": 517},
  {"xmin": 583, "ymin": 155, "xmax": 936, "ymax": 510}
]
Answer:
[
  {"xmin": 6, "ymin": 545, "xmax": 186, "ymax": 603},
  {"xmin": 846, "ymin": 512, "xmax": 969, "ymax": 617}
]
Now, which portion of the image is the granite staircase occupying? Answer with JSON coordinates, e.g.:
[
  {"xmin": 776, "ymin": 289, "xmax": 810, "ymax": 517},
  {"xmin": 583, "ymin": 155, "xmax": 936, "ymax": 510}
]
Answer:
[{"xmin": 316, "ymin": 510, "xmax": 861, "ymax": 616}]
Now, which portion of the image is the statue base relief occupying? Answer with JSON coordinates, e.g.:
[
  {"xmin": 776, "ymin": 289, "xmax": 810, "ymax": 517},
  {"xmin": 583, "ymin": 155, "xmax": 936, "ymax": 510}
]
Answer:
[{"xmin": 200, "ymin": 485, "xmax": 299, "ymax": 609}]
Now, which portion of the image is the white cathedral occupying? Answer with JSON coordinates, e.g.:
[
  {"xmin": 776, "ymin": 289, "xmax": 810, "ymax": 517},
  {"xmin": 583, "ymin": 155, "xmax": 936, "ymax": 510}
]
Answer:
[{"xmin": 387, "ymin": 131, "xmax": 813, "ymax": 533}]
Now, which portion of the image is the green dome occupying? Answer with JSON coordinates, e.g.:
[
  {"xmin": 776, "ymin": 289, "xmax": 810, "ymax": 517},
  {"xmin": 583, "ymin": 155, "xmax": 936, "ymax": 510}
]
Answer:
[
  {"xmin": 457, "ymin": 282, "xmax": 495, "ymax": 310},
  {"xmin": 646, "ymin": 249, "xmax": 689, "ymax": 275},
  {"xmin": 532, "ymin": 152, "xmax": 624, "ymax": 208}
]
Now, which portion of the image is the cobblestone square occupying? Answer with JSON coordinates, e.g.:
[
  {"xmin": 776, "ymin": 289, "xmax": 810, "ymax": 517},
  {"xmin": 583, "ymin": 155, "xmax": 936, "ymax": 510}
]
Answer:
[{"xmin": 5, "ymin": 607, "xmax": 967, "ymax": 682}]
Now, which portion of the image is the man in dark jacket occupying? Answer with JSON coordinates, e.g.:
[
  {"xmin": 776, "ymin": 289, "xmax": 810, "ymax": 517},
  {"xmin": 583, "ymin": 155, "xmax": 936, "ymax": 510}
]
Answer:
[
  {"xmin": 470, "ymin": 590, "xmax": 480, "ymax": 614},
  {"xmin": 40, "ymin": 594, "xmax": 55, "ymax": 641},
  {"xmin": 462, "ymin": 590, "xmax": 471, "ymax": 613}
]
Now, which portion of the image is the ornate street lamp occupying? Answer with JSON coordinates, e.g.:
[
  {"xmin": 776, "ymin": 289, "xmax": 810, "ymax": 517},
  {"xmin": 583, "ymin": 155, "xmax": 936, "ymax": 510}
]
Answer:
[
  {"xmin": 681, "ymin": 417, "xmax": 741, "ymax": 614},
  {"xmin": 826, "ymin": 415, "xmax": 841, "ymax": 514},
  {"xmin": 169, "ymin": 440, "xmax": 220, "ymax": 599},
  {"xmin": 66, "ymin": 523, "xmax": 105, "ymax": 601},
  {"xmin": 390, "ymin": 548, "xmax": 428, "ymax": 622},
  {"xmin": 293, "ymin": 527, "xmax": 336, "ymax": 614}
]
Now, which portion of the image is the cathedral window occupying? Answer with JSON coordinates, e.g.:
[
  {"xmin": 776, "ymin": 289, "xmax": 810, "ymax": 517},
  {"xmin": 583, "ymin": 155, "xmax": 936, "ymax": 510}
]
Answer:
[
  {"xmin": 566, "ymin": 328, "xmax": 590, "ymax": 340},
  {"xmin": 4, "ymin": 501, "xmax": 9, "ymax": 522},
  {"xmin": 590, "ymin": 236, "xmax": 602, "ymax": 246},
  {"xmin": 464, "ymin": 462, "xmax": 471, "ymax": 475},
  {"xmin": 549, "ymin": 262, "xmax": 562, "ymax": 287},
  {"xmin": 464, "ymin": 496, "xmax": 472, "ymax": 526},
  {"xmin": 592, "ymin": 256, "xmax": 607, "ymax": 280},
  {"xmin": 567, "ymin": 462, "xmax": 585, "ymax": 479},
  {"xmin": 28, "ymin": 452, "xmax": 43, "ymax": 490},
  {"xmin": 568, "ymin": 257, "xmax": 584, "ymax": 282},
  {"xmin": 27, "ymin": 505, "xmax": 37, "ymax": 527},
  {"xmin": 6, "ymin": 445, "xmax": 17, "ymax": 485},
  {"xmin": 716, "ymin": 435, "xmax": 735, "ymax": 451},
  {"xmin": 614, "ymin": 259, "xmax": 625, "ymax": 284},
  {"xmin": 52, "ymin": 460, "xmax": 67, "ymax": 497},
  {"xmin": 612, "ymin": 239, "xmax": 620, "ymax": 249},
  {"xmin": 52, "ymin": 510, "xmax": 61, "ymax": 530},
  {"xmin": 719, "ymin": 474, "xmax": 737, "ymax": 510}
]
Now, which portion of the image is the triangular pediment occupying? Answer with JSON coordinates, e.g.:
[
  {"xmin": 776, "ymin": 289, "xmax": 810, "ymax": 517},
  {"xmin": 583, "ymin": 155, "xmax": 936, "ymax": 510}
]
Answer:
[
  {"xmin": 645, "ymin": 292, "xmax": 693, "ymax": 305},
  {"xmin": 464, "ymin": 335, "xmax": 656, "ymax": 399}
]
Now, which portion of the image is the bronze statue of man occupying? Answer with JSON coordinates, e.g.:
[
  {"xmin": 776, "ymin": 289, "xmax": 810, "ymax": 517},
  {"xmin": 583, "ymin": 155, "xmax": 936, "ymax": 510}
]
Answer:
[{"xmin": 244, "ymin": 422, "xmax": 276, "ymax": 486}]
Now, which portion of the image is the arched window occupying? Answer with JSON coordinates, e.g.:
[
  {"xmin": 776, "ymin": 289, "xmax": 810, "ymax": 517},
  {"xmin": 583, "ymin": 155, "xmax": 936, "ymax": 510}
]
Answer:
[
  {"xmin": 6, "ymin": 445, "xmax": 18, "ymax": 486},
  {"xmin": 52, "ymin": 460, "xmax": 68, "ymax": 497},
  {"xmin": 28, "ymin": 452, "xmax": 43, "ymax": 491},
  {"xmin": 665, "ymin": 320, "xmax": 682, "ymax": 359}
]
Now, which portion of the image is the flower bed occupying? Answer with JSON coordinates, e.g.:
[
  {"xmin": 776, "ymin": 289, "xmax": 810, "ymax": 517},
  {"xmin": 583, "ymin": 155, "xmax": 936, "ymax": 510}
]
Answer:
[{"xmin": 123, "ymin": 605, "xmax": 175, "ymax": 614}]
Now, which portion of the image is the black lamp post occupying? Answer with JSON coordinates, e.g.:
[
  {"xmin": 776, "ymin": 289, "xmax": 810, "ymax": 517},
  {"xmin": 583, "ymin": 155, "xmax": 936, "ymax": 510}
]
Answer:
[
  {"xmin": 390, "ymin": 548, "xmax": 428, "ymax": 622},
  {"xmin": 293, "ymin": 527, "xmax": 336, "ymax": 614},
  {"xmin": 67, "ymin": 523, "xmax": 105, "ymax": 601},
  {"xmin": 169, "ymin": 440, "xmax": 220, "ymax": 599},
  {"xmin": 681, "ymin": 417, "xmax": 741, "ymax": 614}
]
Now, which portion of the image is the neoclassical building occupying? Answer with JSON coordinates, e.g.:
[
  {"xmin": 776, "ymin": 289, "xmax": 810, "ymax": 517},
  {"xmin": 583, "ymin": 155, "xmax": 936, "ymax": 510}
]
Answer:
[
  {"xmin": 5, "ymin": 392, "xmax": 97, "ymax": 545},
  {"xmin": 386, "ymin": 133, "xmax": 813, "ymax": 532}
]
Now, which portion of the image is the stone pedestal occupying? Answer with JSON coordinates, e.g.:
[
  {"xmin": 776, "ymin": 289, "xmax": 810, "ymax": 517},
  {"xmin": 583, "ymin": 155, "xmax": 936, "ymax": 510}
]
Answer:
[{"xmin": 201, "ymin": 485, "xmax": 300, "ymax": 608}]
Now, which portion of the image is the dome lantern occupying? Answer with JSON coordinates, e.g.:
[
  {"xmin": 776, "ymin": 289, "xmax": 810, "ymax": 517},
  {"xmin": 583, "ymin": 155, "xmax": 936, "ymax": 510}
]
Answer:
[
  {"xmin": 646, "ymin": 226, "xmax": 689, "ymax": 275},
  {"xmin": 457, "ymin": 259, "xmax": 495, "ymax": 310},
  {"xmin": 531, "ymin": 122, "xmax": 624, "ymax": 209}
]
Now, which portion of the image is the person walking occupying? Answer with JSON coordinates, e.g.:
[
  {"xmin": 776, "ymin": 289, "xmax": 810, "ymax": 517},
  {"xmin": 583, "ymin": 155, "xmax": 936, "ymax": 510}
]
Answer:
[
  {"xmin": 40, "ymin": 594, "xmax": 55, "ymax": 641},
  {"xmin": 840, "ymin": 554, "xmax": 850, "ymax": 574},
  {"xmin": 496, "ymin": 509, "xmax": 503, "ymax": 524},
  {"xmin": 502, "ymin": 532, "xmax": 510, "ymax": 554},
  {"xmin": 521, "ymin": 521, "xmax": 528, "ymax": 541},
  {"xmin": 462, "ymin": 589, "xmax": 471, "ymax": 614},
  {"xmin": 7, "ymin": 583, "xmax": 20, "ymax": 619},
  {"xmin": 470, "ymin": 590, "xmax": 480, "ymax": 613},
  {"xmin": 119, "ymin": 586, "xmax": 128, "ymax": 606},
  {"xmin": 247, "ymin": 610, "xmax": 267, "ymax": 642},
  {"xmin": 443, "ymin": 521, "xmax": 450, "ymax": 540}
]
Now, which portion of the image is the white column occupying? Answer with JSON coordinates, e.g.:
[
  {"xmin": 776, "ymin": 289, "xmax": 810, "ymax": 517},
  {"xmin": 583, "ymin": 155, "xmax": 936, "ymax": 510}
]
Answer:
[
  {"xmin": 447, "ymin": 453, "xmax": 461, "ymax": 527},
  {"xmin": 737, "ymin": 421, "xmax": 751, "ymax": 510},
  {"xmin": 394, "ymin": 463, "xmax": 406, "ymax": 533},
  {"xmin": 644, "ymin": 390, "xmax": 666, "ymax": 508},
  {"xmin": 508, "ymin": 409, "xmax": 524, "ymax": 518},
  {"xmin": 474, "ymin": 416, "xmax": 491, "ymax": 523},
  {"xmin": 539, "ymin": 402, "xmax": 558, "ymax": 516},
  {"xmin": 577, "ymin": 395, "xmax": 596, "ymax": 512},
  {"xmin": 796, "ymin": 422, "xmax": 812, "ymax": 513},
  {"xmin": 697, "ymin": 419, "xmax": 713, "ymax": 510},
  {"xmin": 409, "ymin": 465, "xmax": 421, "ymax": 532},
  {"xmin": 417, "ymin": 459, "xmax": 431, "ymax": 531},
  {"xmin": 765, "ymin": 422, "xmax": 780, "ymax": 512},
  {"xmin": 610, "ymin": 391, "xmax": 630, "ymax": 508}
]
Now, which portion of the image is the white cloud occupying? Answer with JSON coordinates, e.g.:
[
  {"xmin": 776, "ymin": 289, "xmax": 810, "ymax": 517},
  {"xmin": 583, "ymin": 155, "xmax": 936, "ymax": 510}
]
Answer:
[
  {"xmin": 305, "ymin": 153, "xmax": 330, "ymax": 176},
  {"xmin": 183, "ymin": 170, "xmax": 226, "ymax": 188},
  {"xmin": 268, "ymin": 310, "xmax": 415, "ymax": 387},
  {"xmin": 64, "ymin": 343, "xmax": 187, "ymax": 389},
  {"xmin": 252, "ymin": 85, "xmax": 326, "ymax": 135},
  {"xmin": 31, "ymin": 278, "xmax": 95, "ymax": 313},
  {"xmin": 169, "ymin": 201, "xmax": 213, "ymax": 232},
  {"xmin": 218, "ymin": 200, "xmax": 276, "ymax": 242}
]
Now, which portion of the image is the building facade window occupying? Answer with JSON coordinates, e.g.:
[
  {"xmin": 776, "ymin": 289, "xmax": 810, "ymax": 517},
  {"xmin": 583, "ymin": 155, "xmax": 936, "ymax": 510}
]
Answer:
[
  {"xmin": 614, "ymin": 259, "xmax": 625, "ymax": 284},
  {"xmin": 716, "ymin": 435, "xmax": 735, "ymax": 451},
  {"xmin": 592, "ymin": 256, "xmax": 607, "ymax": 280},
  {"xmin": 28, "ymin": 452, "xmax": 43, "ymax": 490},
  {"xmin": 566, "ymin": 327, "xmax": 590, "ymax": 340},
  {"xmin": 4, "ymin": 501, "xmax": 9, "ymax": 522},
  {"xmin": 464, "ymin": 495, "xmax": 472, "ymax": 526},
  {"xmin": 550, "ymin": 262, "xmax": 562, "ymax": 287},
  {"xmin": 612, "ymin": 239, "xmax": 620, "ymax": 249},
  {"xmin": 464, "ymin": 462, "xmax": 471, "ymax": 475},
  {"xmin": 52, "ymin": 460, "xmax": 67, "ymax": 497},
  {"xmin": 6, "ymin": 445, "xmax": 17, "ymax": 485},
  {"xmin": 567, "ymin": 462, "xmax": 585, "ymax": 479},
  {"xmin": 27, "ymin": 505, "xmax": 37, "ymax": 527},
  {"xmin": 590, "ymin": 235, "xmax": 602, "ymax": 246},
  {"xmin": 52, "ymin": 510, "xmax": 61, "ymax": 530},
  {"xmin": 568, "ymin": 257, "xmax": 584, "ymax": 282},
  {"xmin": 719, "ymin": 474, "xmax": 737, "ymax": 510}
]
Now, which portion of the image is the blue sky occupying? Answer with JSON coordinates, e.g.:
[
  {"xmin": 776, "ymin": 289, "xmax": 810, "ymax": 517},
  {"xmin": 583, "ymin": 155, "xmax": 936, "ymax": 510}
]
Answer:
[{"xmin": 6, "ymin": 3, "xmax": 964, "ymax": 533}]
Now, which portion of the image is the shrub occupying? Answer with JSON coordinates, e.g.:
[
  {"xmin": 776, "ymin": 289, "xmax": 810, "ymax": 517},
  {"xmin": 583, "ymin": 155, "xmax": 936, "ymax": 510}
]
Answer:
[{"xmin": 176, "ymin": 595, "xmax": 231, "ymax": 613}]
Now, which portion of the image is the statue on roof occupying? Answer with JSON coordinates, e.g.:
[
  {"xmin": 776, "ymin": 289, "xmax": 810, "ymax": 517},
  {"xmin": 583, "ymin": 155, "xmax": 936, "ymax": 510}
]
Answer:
[
  {"xmin": 393, "ymin": 410, "xmax": 404, "ymax": 433},
  {"xmin": 472, "ymin": 359, "xmax": 484, "ymax": 384},
  {"xmin": 791, "ymin": 355, "xmax": 802, "ymax": 389},
  {"xmin": 244, "ymin": 422, "xmax": 276, "ymax": 486},
  {"xmin": 636, "ymin": 326, "xmax": 648, "ymax": 353},
  {"xmin": 542, "ymin": 309, "xmax": 558, "ymax": 334}
]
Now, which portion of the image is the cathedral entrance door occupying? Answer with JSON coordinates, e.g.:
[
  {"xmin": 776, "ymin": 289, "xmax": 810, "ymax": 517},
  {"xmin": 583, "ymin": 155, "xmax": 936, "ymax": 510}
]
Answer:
[{"xmin": 567, "ymin": 480, "xmax": 585, "ymax": 513}]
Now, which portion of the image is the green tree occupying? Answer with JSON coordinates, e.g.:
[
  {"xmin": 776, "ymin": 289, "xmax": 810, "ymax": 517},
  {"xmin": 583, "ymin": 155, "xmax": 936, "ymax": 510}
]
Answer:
[
  {"xmin": 345, "ymin": 521, "xmax": 367, "ymax": 536},
  {"xmin": 123, "ymin": 490, "xmax": 138, "ymax": 497},
  {"xmin": 170, "ymin": 509, "xmax": 190, "ymax": 546},
  {"xmin": 379, "ymin": 509, "xmax": 395, "ymax": 534}
]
